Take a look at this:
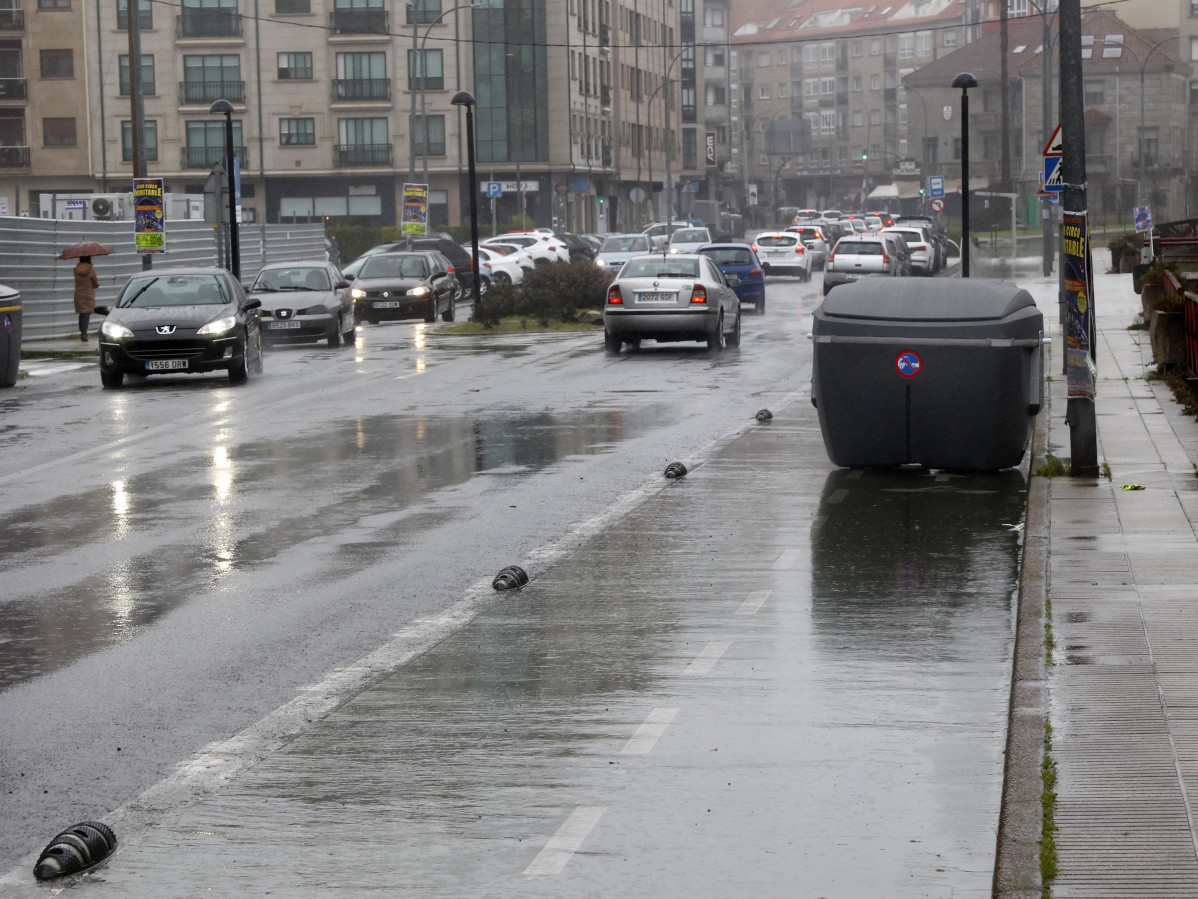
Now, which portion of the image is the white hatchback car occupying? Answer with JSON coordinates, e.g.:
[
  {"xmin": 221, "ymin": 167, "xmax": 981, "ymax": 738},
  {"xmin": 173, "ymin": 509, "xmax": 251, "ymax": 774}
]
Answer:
[{"xmin": 752, "ymin": 231, "xmax": 812, "ymax": 280}]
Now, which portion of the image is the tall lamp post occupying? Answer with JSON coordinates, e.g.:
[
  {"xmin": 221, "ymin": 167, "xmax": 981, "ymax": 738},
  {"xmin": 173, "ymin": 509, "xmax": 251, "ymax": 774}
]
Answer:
[
  {"xmin": 952, "ymin": 72, "xmax": 978, "ymax": 277},
  {"xmin": 1103, "ymin": 35, "xmax": 1177, "ymax": 209},
  {"xmin": 210, "ymin": 98, "xmax": 239, "ymax": 280},
  {"xmin": 451, "ymin": 90, "xmax": 480, "ymax": 311}
]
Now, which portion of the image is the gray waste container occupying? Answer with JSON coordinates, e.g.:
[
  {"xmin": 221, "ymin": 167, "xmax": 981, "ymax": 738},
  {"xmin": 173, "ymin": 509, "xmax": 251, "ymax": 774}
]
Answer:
[
  {"xmin": 0, "ymin": 284, "xmax": 20, "ymax": 388},
  {"xmin": 811, "ymin": 278, "xmax": 1045, "ymax": 471}
]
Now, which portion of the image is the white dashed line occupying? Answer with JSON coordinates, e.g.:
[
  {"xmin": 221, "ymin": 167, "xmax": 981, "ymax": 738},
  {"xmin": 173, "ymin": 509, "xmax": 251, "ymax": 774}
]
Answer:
[
  {"xmin": 621, "ymin": 707, "xmax": 679, "ymax": 755},
  {"xmin": 684, "ymin": 641, "xmax": 730, "ymax": 676},
  {"xmin": 524, "ymin": 806, "xmax": 607, "ymax": 877},
  {"xmin": 772, "ymin": 549, "xmax": 801, "ymax": 570},
  {"xmin": 735, "ymin": 589, "xmax": 771, "ymax": 616}
]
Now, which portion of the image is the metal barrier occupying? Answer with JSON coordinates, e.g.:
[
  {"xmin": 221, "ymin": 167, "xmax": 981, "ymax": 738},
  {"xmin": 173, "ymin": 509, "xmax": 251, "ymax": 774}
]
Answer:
[{"xmin": 0, "ymin": 217, "xmax": 328, "ymax": 340}]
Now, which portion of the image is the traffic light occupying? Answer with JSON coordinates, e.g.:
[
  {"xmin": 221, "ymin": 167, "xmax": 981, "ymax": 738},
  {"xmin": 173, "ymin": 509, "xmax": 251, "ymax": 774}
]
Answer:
[
  {"xmin": 919, "ymin": 187, "xmax": 924, "ymax": 196},
  {"xmin": 861, "ymin": 151, "xmax": 868, "ymax": 161}
]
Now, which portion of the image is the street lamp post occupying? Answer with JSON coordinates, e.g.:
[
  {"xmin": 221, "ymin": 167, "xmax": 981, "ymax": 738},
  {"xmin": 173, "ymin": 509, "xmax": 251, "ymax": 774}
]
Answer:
[
  {"xmin": 952, "ymin": 72, "xmax": 978, "ymax": 278},
  {"xmin": 1104, "ymin": 35, "xmax": 1178, "ymax": 209},
  {"xmin": 210, "ymin": 98, "xmax": 239, "ymax": 280},
  {"xmin": 451, "ymin": 90, "xmax": 480, "ymax": 311}
]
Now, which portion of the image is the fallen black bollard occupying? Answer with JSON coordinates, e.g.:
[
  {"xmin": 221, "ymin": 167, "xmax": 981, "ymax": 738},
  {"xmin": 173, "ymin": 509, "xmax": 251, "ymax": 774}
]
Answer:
[
  {"xmin": 492, "ymin": 565, "xmax": 529, "ymax": 591},
  {"xmin": 33, "ymin": 821, "xmax": 117, "ymax": 880},
  {"xmin": 664, "ymin": 462, "xmax": 688, "ymax": 479},
  {"xmin": 755, "ymin": 408, "xmax": 773, "ymax": 422}
]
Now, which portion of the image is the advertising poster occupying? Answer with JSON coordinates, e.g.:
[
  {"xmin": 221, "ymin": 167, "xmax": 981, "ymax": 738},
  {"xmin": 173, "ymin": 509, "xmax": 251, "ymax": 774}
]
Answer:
[
  {"xmin": 1062, "ymin": 209, "xmax": 1096, "ymax": 401},
  {"xmin": 402, "ymin": 183, "xmax": 428, "ymax": 236},
  {"xmin": 133, "ymin": 178, "xmax": 165, "ymax": 254}
]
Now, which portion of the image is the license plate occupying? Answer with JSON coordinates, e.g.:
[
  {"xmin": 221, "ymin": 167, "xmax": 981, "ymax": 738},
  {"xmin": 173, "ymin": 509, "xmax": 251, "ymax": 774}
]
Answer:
[
  {"xmin": 635, "ymin": 292, "xmax": 675, "ymax": 303},
  {"xmin": 372, "ymin": 301, "xmax": 401, "ymax": 309},
  {"xmin": 146, "ymin": 359, "xmax": 188, "ymax": 371},
  {"xmin": 767, "ymin": 249, "xmax": 790, "ymax": 257},
  {"xmin": 269, "ymin": 321, "xmax": 301, "ymax": 330}
]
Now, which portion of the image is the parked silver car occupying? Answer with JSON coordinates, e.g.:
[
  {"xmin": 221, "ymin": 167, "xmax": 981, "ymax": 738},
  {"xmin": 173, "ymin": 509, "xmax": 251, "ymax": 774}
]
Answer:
[{"xmin": 603, "ymin": 253, "xmax": 742, "ymax": 352}]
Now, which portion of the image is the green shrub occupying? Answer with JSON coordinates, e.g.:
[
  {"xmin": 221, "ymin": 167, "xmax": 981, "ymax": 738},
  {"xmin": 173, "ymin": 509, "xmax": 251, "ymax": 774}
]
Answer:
[{"xmin": 470, "ymin": 260, "xmax": 613, "ymax": 328}]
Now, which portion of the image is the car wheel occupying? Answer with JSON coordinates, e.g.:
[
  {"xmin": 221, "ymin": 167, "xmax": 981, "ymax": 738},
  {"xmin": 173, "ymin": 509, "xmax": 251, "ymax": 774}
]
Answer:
[
  {"xmin": 100, "ymin": 369, "xmax": 123, "ymax": 389},
  {"xmin": 441, "ymin": 294, "xmax": 456, "ymax": 323},
  {"xmin": 725, "ymin": 309, "xmax": 741, "ymax": 348},
  {"xmin": 451, "ymin": 278, "xmax": 465, "ymax": 303},
  {"xmin": 755, "ymin": 295, "xmax": 766, "ymax": 314},
  {"xmin": 424, "ymin": 298, "xmax": 437, "ymax": 323},
  {"xmin": 328, "ymin": 316, "xmax": 343, "ymax": 347},
  {"xmin": 228, "ymin": 339, "xmax": 249, "ymax": 383},
  {"xmin": 707, "ymin": 314, "xmax": 725, "ymax": 352},
  {"xmin": 604, "ymin": 329, "xmax": 621, "ymax": 354},
  {"xmin": 495, "ymin": 271, "xmax": 512, "ymax": 286},
  {"xmin": 475, "ymin": 276, "xmax": 490, "ymax": 300}
]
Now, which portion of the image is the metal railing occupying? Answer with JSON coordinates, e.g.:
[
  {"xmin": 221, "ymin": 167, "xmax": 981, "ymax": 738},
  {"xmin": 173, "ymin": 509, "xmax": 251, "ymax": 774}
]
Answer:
[
  {"xmin": 0, "ymin": 7, "xmax": 23, "ymax": 29},
  {"xmin": 0, "ymin": 77, "xmax": 26, "ymax": 100},
  {"xmin": 331, "ymin": 78, "xmax": 390, "ymax": 101},
  {"xmin": 0, "ymin": 145, "xmax": 29, "ymax": 167},
  {"xmin": 176, "ymin": 11, "xmax": 243, "ymax": 38},
  {"xmin": 333, "ymin": 143, "xmax": 391, "ymax": 166},
  {"xmin": 329, "ymin": 8, "xmax": 387, "ymax": 34},
  {"xmin": 179, "ymin": 80, "xmax": 244, "ymax": 104},
  {"xmin": 181, "ymin": 145, "xmax": 248, "ymax": 168}
]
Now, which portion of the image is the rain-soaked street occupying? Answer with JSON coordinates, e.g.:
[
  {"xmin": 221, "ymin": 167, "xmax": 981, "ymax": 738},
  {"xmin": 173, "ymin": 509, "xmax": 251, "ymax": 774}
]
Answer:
[{"xmin": 0, "ymin": 276, "xmax": 1026, "ymax": 895}]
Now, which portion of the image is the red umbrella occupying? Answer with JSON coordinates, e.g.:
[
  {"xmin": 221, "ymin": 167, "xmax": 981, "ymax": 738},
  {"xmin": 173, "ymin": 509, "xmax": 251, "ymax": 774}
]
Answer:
[{"xmin": 57, "ymin": 241, "xmax": 114, "ymax": 260}]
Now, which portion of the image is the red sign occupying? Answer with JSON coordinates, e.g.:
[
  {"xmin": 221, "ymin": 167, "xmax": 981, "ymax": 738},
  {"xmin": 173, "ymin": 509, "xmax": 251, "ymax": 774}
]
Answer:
[
  {"xmin": 929, "ymin": 197, "xmax": 945, "ymax": 213},
  {"xmin": 705, "ymin": 131, "xmax": 717, "ymax": 167}
]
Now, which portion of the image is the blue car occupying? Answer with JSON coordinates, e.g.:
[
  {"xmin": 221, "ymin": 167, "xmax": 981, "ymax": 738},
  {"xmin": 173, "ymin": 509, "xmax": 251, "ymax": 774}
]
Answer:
[{"xmin": 698, "ymin": 243, "xmax": 766, "ymax": 313}]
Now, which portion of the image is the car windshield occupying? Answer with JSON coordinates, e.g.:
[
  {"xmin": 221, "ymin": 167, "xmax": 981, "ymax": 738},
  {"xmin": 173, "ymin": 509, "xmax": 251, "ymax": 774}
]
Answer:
[
  {"xmin": 839, "ymin": 241, "xmax": 883, "ymax": 255},
  {"xmin": 671, "ymin": 229, "xmax": 709, "ymax": 243},
  {"xmin": 757, "ymin": 235, "xmax": 796, "ymax": 247},
  {"xmin": 360, "ymin": 255, "xmax": 429, "ymax": 279},
  {"xmin": 700, "ymin": 248, "xmax": 754, "ymax": 266},
  {"xmin": 118, "ymin": 274, "xmax": 229, "ymax": 308},
  {"xmin": 621, "ymin": 257, "xmax": 699, "ymax": 279},
  {"xmin": 601, "ymin": 236, "xmax": 650, "ymax": 253},
  {"xmin": 252, "ymin": 267, "xmax": 330, "ymax": 292}
]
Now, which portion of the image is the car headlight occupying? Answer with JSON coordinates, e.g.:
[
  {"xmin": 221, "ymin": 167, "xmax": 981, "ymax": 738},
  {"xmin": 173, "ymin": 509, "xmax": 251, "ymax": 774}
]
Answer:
[
  {"xmin": 596, "ymin": 259, "xmax": 608, "ymax": 267},
  {"xmin": 406, "ymin": 286, "xmax": 430, "ymax": 297},
  {"xmin": 197, "ymin": 315, "xmax": 237, "ymax": 336},
  {"xmin": 100, "ymin": 320, "xmax": 133, "ymax": 339},
  {"xmin": 351, "ymin": 288, "xmax": 367, "ymax": 299},
  {"xmin": 668, "ymin": 247, "xmax": 679, "ymax": 254}
]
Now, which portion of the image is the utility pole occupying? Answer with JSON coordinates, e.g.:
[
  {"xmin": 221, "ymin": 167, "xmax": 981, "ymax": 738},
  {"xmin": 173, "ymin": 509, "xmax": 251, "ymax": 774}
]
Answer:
[
  {"xmin": 1059, "ymin": 0, "xmax": 1098, "ymax": 476},
  {"xmin": 127, "ymin": 0, "xmax": 151, "ymax": 269},
  {"xmin": 999, "ymin": 0, "xmax": 1011, "ymax": 193}
]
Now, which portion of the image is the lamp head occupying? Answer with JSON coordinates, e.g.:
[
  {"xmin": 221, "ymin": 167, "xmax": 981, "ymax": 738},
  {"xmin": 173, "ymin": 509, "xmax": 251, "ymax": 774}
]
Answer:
[
  {"xmin": 209, "ymin": 99, "xmax": 234, "ymax": 115},
  {"xmin": 450, "ymin": 90, "xmax": 476, "ymax": 108},
  {"xmin": 951, "ymin": 73, "xmax": 979, "ymax": 90}
]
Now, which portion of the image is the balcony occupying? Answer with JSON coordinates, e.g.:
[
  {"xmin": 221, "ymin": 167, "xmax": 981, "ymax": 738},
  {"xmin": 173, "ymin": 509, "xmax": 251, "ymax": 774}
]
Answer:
[
  {"xmin": 601, "ymin": 84, "xmax": 611, "ymax": 108},
  {"xmin": 176, "ymin": 11, "xmax": 242, "ymax": 38},
  {"xmin": 0, "ymin": 145, "xmax": 30, "ymax": 167},
  {"xmin": 1133, "ymin": 154, "xmax": 1184, "ymax": 171},
  {"xmin": 329, "ymin": 8, "xmax": 387, "ymax": 35},
  {"xmin": 409, "ymin": 138, "xmax": 445, "ymax": 157},
  {"xmin": 181, "ymin": 144, "xmax": 247, "ymax": 168},
  {"xmin": 332, "ymin": 78, "xmax": 390, "ymax": 101},
  {"xmin": 599, "ymin": 23, "xmax": 609, "ymax": 47},
  {"xmin": 970, "ymin": 112, "xmax": 1003, "ymax": 130},
  {"xmin": 179, "ymin": 80, "xmax": 244, "ymax": 104},
  {"xmin": 334, "ymin": 143, "xmax": 391, "ymax": 166},
  {"xmin": 0, "ymin": 7, "xmax": 23, "ymax": 29},
  {"xmin": 0, "ymin": 78, "xmax": 26, "ymax": 100}
]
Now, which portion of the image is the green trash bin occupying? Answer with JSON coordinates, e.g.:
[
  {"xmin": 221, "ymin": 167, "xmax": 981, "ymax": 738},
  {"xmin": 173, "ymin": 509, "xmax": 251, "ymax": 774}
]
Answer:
[{"xmin": 0, "ymin": 285, "xmax": 20, "ymax": 388}]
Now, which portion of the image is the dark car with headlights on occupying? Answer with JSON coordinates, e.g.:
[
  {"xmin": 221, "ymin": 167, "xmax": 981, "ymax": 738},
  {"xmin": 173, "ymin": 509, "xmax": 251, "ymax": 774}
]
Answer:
[
  {"xmin": 96, "ymin": 267, "xmax": 262, "ymax": 388},
  {"xmin": 248, "ymin": 261, "xmax": 354, "ymax": 346},
  {"xmin": 348, "ymin": 251, "xmax": 456, "ymax": 325}
]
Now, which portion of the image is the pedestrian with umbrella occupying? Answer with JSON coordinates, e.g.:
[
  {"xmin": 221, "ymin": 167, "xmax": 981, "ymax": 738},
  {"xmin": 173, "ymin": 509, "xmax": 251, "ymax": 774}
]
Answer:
[{"xmin": 57, "ymin": 241, "xmax": 112, "ymax": 342}]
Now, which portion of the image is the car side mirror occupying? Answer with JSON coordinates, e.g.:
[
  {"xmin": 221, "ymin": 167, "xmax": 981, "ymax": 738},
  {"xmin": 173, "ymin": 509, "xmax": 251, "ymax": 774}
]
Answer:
[
  {"xmin": 726, "ymin": 275, "xmax": 741, "ymax": 287},
  {"xmin": 94, "ymin": 305, "xmax": 109, "ymax": 316},
  {"xmin": 244, "ymin": 298, "xmax": 262, "ymax": 311},
  {"xmin": 336, "ymin": 281, "xmax": 350, "ymax": 289},
  {"xmin": 344, "ymin": 273, "xmax": 355, "ymax": 282}
]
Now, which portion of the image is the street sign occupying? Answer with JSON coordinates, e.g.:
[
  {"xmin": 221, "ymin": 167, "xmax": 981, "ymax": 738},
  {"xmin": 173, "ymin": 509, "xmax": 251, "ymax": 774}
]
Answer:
[
  {"xmin": 484, "ymin": 181, "xmax": 503, "ymax": 198},
  {"xmin": 1042, "ymin": 156, "xmax": 1063, "ymax": 192},
  {"xmin": 1134, "ymin": 206, "xmax": 1152, "ymax": 233},
  {"xmin": 929, "ymin": 197, "xmax": 946, "ymax": 213},
  {"xmin": 928, "ymin": 175, "xmax": 945, "ymax": 199},
  {"xmin": 1043, "ymin": 123, "xmax": 1063, "ymax": 157}
]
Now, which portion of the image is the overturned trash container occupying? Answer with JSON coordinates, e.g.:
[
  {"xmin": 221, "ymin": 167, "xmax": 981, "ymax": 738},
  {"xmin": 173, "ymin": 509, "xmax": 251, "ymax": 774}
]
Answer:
[
  {"xmin": 811, "ymin": 278, "xmax": 1045, "ymax": 471},
  {"xmin": 0, "ymin": 284, "xmax": 20, "ymax": 388}
]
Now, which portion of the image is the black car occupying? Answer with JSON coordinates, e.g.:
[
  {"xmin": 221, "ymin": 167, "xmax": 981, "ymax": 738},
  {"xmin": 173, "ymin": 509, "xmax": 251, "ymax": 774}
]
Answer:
[
  {"xmin": 95, "ymin": 267, "xmax": 263, "ymax": 388},
  {"xmin": 409, "ymin": 237, "xmax": 473, "ymax": 299},
  {"xmin": 555, "ymin": 232, "xmax": 597, "ymax": 262},
  {"xmin": 348, "ymin": 251, "xmax": 457, "ymax": 324}
]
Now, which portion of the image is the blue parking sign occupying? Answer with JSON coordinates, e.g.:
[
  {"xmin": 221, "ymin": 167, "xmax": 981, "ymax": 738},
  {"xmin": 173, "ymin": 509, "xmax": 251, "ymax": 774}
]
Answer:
[
  {"xmin": 485, "ymin": 181, "xmax": 503, "ymax": 198},
  {"xmin": 928, "ymin": 176, "xmax": 945, "ymax": 199}
]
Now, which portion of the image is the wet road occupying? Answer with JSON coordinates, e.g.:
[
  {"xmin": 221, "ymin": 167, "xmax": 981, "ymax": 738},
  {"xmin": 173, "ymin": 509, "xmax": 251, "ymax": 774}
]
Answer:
[{"xmin": 0, "ymin": 274, "xmax": 1025, "ymax": 893}]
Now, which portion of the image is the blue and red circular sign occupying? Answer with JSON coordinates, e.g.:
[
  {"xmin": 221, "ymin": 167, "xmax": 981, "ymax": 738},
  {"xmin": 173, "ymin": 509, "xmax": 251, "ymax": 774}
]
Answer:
[
  {"xmin": 2, "ymin": 314, "xmax": 10, "ymax": 332},
  {"xmin": 895, "ymin": 350, "xmax": 922, "ymax": 378}
]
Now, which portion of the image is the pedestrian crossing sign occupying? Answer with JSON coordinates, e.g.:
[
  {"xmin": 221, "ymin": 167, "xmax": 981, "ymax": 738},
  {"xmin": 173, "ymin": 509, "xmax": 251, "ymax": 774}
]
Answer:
[{"xmin": 1042, "ymin": 156, "xmax": 1063, "ymax": 192}]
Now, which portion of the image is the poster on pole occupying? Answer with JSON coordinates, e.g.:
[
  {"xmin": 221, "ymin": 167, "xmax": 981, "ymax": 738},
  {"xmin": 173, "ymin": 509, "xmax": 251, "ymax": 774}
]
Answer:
[
  {"xmin": 401, "ymin": 183, "xmax": 429, "ymax": 236},
  {"xmin": 1063, "ymin": 209, "xmax": 1096, "ymax": 401},
  {"xmin": 133, "ymin": 177, "xmax": 165, "ymax": 254}
]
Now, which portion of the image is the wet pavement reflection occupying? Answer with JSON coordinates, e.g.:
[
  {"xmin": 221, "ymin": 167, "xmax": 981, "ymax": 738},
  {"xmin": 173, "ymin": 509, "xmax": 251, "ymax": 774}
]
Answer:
[
  {"xmin": 84, "ymin": 419, "xmax": 1025, "ymax": 897},
  {"xmin": 0, "ymin": 406, "xmax": 673, "ymax": 692}
]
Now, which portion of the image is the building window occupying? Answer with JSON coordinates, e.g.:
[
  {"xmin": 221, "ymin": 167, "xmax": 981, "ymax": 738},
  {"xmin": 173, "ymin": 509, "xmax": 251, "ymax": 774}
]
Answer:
[
  {"xmin": 852, "ymin": 110, "xmax": 863, "ymax": 127},
  {"xmin": 117, "ymin": 0, "xmax": 152, "ymax": 29},
  {"xmin": 758, "ymin": 83, "xmax": 769, "ymax": 100},
  {"xmin": 757, "ymin": 52, "xmax": 769, "ymax": 67},
  {"xmin": 183, "ymin": 54, "xmax": 242, "ymax": 104},
  {"xmin": 1084, "ymin": 80, "xmax": 1104, "ymax": 104},
  {"xmin": 899, "ymin": 103, "xmax": 907, "ymax": 126},
  {"xmin": 804, "ymin": 78, "xmax": 818, "ymax": 97},
  {"xmin": 37, "ymin": 0, "xmax": 69, "ymax": 8},
  {"xmin": 705, "ymin": 83, "xmax": 726, "ymax": 105},
  {"xmin": 280, "ymin": 117, "xmax": 315, "ymax": 145},
  {"xmin": 42, "ymin": 117, "xmax": 74, "ymax": 146},
  {"xmin": 411, "ymin": 114, "xmax": 445, "ymax": 155},
  {"xmin": 870, "ymin": 38, "xmax": 881, "ymax": 56},
  {"xmin": 118, "ymin": 54, "xmax": 155, "ymax": 96},
  {"xmin": 852, "ymin": 75, "xmax": 862, "ymax": 92},
  {"xmin": 705, "ymin": 46, "xmax": 724, "ymax": 67},
  {"xmin": 777, "ymin": 82, "xmax": 786, "ymax": 98},
  {"xmin": 916, "ymin": 31, "xmax": 932, "ymax": 56},
  {"xmin": 944, "ymin": 30, "xmax": 957, "ymax": 48},
  {"xmin": 187, "ymin": 119, "xmax": 241, "ymax": 161},
  {"xmin": 121, "ymin": 119, "xmax": 158, "ymax": 161},
  {"xmin": 870, "ymin": 109, "xmax": 881, "ymax": 126},
  {"xmin": 852, "ymin": 41, "xmax": 862, "ymax": 58},
  {"xmin": 683, "ymin": 128, "xmax": 697, "ymax": 168},
  {"xmin": 899, "ymin": 138, "xmax": 908, "ymax": 156},
  {"xmin": 1192, "ymin": 0, "xmax": 1198, "ymax": 15},
  {"xmin": 820, "ymin": 110, "xmax": 835, "ymax": 134},
  {"xmin": 335, "ymin": 116, "xmax": 390, "ymax": 165},
  {"xmin": 820, "ymin": 42, "xmax": 834, "ymax": 63},
  {"xmin": 407, "ymin": 48, "xmax": 442, "ymax": 90},
  {"xmin": 276, "ymin": 0, "xmax": 309, "ymax": 12},
  {"xmin": 702, "ymin": 5, "xmax": 723, "ymax": 27},
  {"xmin": 870, "ymin": 74, "xmax": 880, "ymax": 90},
  {"xmin": 278, "ymin": 51, "xmax": 313, "ymax": 79},
  {"xmin": 821, "ymin": 76, "xmax": 834, "ymax": 95},
  {"xmin": 405, "ymin": 0, "xmax": 441, "ymax": 24},
  {"xmin": 804, "ymin": 44, "xmax": 818, "ymax": 65},
  {"xmin": 39, "ymin": 49, "xmax": 73, "ymax": 79},
  {"xmin": 899, "ymin": 33, "xmax": 914, "ymax": 59}
]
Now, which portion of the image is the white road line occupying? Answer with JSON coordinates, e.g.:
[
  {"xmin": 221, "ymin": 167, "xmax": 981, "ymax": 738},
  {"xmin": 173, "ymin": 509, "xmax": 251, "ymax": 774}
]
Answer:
[
  {"xmin": 523, "ymin": 806, "xmax": 607, "ymax": 877},
  {"xmin": 772, "ymin": 548, "xmax": 801, "ymax": 570},
  {"xmin": 684, "ymin": 641, "xmax": 730, "ymax": 676},
  {"xmin": 621, "ymin": 707, "xmax": 679, "ymax": 755},
  {"xmin": 735, "ymin": 589, "xmax": 772, "ymax": 616},
  {"xmin": 827, "ymin": 488, "xmax": 849, "ymax": 504}
]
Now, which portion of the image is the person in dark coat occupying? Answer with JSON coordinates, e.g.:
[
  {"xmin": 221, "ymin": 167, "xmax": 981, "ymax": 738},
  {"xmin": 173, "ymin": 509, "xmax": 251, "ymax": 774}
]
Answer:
[{"xmin": 73, "ymin": 255, "xmax": 99, "ymax": 342}]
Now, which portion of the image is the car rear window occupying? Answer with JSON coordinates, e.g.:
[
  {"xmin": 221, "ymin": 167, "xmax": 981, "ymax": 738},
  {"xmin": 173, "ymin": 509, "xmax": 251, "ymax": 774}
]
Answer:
[
  {"xmin": 757, "ymin": 235, "xmax": 797, "ymax": 247},
  {"xmin": 700, "ymin": 248, "xmax": 754, "ymax": 266},
  {"xmin": 671, "ymin": 229, "xmax": 709, "ymax": 243},
  {"xmin": 621, "ymin": 257, "xmax": 699, "ymax": 279},
  {"xmin": 838, "ymin": 241, "xmax": 883, "ymax": 255},
  {"xmin": 797, "ymin": 229, "xmax": 822, "ymax": 241}
]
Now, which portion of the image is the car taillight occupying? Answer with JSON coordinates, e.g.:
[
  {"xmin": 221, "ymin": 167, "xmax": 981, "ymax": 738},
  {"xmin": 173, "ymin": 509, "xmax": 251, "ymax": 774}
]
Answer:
[
  {"xmin": 607, "ymin": 284, "xmax": 623, "ymax": 304},
  {"xmin": 690, "ymin": 284, "xmax": 708, "ymax": 304},
  {"xmin": 750, "ymin": 244, "xmax": 758, "ymax": 253},
  {"xmin": 794, "ymin": 245, "xmax": 805, "ymax": 255},
  {"xmin": 484, "ymin": 262, "xmax": 492, "ymax": 270},
  {"xmin": 749, "ymin": 267, "xmax": 762, "ymax": 277},
  {"xmin": 447, "ymin": 264, "xmax": 456, "ymax": 274},
  {"xmin": 827, "ymin": 248, "xmax": 836, "ymax": 264},
  {"xmin": 881, "ymin": 250, "xmax": 891, "ymax": 265}
]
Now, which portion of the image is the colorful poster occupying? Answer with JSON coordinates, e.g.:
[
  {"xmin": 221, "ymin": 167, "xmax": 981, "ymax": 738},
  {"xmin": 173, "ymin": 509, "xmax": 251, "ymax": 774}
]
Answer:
[
  {"xmin": 1062, "ymin": 209, "xmax": 1095, "ymax": 401},
  {"xmin": 401, "ymin": 183, "xmax": 428, "ymax": 236},
  {"xmin": 133, "ymin": 178, "xmax": 165, "ymax": 254}
]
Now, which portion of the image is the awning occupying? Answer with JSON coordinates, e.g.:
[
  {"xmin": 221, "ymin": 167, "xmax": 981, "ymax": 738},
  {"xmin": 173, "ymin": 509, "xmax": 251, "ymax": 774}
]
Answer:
[{"xmin": 868, "ymin": 184, "xmax": 900, "ymax": 200}]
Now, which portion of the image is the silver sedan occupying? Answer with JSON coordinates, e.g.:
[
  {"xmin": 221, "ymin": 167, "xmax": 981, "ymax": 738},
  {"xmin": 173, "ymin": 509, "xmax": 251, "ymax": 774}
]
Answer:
[{"xmin": 602, "ymin": 253, "xmax": 742, "ymax": 353}]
